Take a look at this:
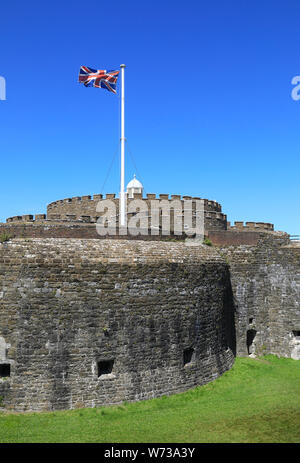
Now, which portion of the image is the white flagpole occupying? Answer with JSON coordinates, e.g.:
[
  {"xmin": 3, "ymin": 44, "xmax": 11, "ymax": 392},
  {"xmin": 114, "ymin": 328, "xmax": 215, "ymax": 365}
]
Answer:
[{"xmin": 120, "ymin": 64, "xmax": 126, "ymax": 228}]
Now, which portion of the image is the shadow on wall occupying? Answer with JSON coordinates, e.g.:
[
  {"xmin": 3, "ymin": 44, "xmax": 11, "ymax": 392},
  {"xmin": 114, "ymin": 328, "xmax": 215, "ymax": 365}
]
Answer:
[
  {"xmin": 215, "ymin": 267, "xmax": 237, "ymax": 376},
  {"xmin": 223, "ymin": 270, "xmax": 237, "ymax": 357}
]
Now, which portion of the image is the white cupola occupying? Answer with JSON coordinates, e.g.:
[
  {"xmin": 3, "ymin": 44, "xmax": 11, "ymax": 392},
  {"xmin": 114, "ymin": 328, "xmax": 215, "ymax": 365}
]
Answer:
[{"xmin": 126, "ymin": 174, "xmax": 143, "ymax": 198}]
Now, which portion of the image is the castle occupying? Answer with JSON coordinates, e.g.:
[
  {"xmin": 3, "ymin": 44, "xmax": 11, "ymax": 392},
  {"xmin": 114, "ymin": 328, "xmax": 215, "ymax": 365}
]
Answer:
[
  {"xmin": 0, "ymin": 175, "xmax": 299, "ymax": 412},
  {"xmin": 4, "ymin": 175, "xmax": 274, "ymax": 240}
]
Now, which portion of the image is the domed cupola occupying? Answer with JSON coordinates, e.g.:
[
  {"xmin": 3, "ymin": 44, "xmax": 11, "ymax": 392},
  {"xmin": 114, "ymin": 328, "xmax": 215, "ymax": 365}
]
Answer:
[{"xmin": 126, "ymin": 174, "xmax": 143, "ymax": 198}]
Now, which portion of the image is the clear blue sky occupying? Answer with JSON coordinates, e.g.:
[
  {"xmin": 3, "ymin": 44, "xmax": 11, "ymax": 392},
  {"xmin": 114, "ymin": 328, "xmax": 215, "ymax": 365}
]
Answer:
[{"xmin": 0, "ymin": 0, "xmax": 299, "ymax": 234}]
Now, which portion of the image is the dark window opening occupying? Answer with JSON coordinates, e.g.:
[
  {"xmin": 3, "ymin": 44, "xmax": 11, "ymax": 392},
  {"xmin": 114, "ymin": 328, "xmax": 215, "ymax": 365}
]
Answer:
[
  {"xmin": 183, "ymin": 348, "xmax": 194, "ymax": 366},
  {"xmin": 249, "ymin": 318, "xmax": 254, "ymax": 324},
  {"xmin": 97, "ymin": 360, "xmax": 114, "ymax": 377},
  {"xmin": 246, "ymin": 329, "xmax": 257, "ymax": 355},
  {"xmin": 0, "ymin": 364, "xmax": 10, "ymax": 377},
  {"xmin": 293, "ymin": 330, "xmax": 300, "ymax": 339}
]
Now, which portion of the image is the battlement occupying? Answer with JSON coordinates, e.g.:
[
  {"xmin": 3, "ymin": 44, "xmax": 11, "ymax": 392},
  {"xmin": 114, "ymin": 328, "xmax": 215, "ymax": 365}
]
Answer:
[
  {"xmin": 44, "ymin": 193, "xmax": 227, "ymax": 232},
  {"xmin": 227, "ymin": 221, "xmax": 274, "ymax": 231},
  {"xmin": 4, "ymin": 196, "xmax": 278, "ymax": 237},
  {"xmin": 6, "ymin": 214, "xmax": 47, "ymax": 223},
  {"xmin": 47, "ymin": 193, "xmax": 222, "ymax": 211},
  {"xmin": 5, "ymin": 214, "xmax": 100, "ymax": 224},
  {"xmin": 5, "ymin": 211, "xmax": 227, "ymax": 225}
]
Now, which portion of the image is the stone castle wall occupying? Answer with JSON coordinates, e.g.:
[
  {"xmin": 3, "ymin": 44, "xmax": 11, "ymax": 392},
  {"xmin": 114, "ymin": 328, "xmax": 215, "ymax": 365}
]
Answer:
[
  {"xmin": 3, "ymin": 195, "xmax": 276, "ymax": 242},
  {"xmin": 46, "ymin": 193, "xmax": 227, "ymax": 231},
  {"xmin": 0, "ymin": 239, "xmax": 235, "ymax": 412},
  {"xmin": 0, "ymin": 192, "xmax": 297, "ymax": 413},
  {"xmin": 0, "ymin": 221, "xmax": 279, "ymax": 247},
  {"xmin": 219, "ymin": 233, "xmax": 300, "ymax": 359},
  {"xmin": 0, "ymin": 221, "xmax": 187, "ymax": 241},
  {"xmin": 227, "ymin": 221, "xmax": 274, "ymax": 231}
]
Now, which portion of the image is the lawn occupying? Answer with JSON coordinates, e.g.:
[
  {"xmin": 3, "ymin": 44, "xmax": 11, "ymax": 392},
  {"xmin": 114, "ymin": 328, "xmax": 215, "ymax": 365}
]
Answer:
[{"xmin": 0, "ymin": 355, "xmax": 300, "ymax": 443}]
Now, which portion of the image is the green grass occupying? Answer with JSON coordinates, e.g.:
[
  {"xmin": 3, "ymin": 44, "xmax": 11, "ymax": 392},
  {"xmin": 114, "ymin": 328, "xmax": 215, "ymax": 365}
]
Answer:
[
  {"xmin": 0, "ymin": 232, "xmax": 11, "ymax": 243},
  {"xmin": 1, "ymin": 355, "xmax": 300, "ymax": 443}
]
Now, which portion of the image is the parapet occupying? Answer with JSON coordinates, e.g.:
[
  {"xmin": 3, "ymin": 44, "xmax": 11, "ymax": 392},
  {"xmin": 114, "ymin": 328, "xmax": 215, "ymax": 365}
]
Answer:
[
  {"xmin": 47, "ymin": 193, "xmax": 223, "ymax": 210},
  {"xmin": 6, "ymin": 214, "xmax": 48, "ymax": 223},
  {"xmin": 6, "ymin": 215, "xmax": 37, "ymax": 223},
  {"xmin": 47, "ymin": 193, "xmax": 115, "ymax": 209},
  {"xmin": 44, "ymin": 193, "xmax": 227, "ymax": 232},
  {"xmin": 227, "ymin": 221, "xmax": 274, "ymax": 231},
  {"xmin": 5, "ymin": 193, "xmax": 227, "ymax": 233}
]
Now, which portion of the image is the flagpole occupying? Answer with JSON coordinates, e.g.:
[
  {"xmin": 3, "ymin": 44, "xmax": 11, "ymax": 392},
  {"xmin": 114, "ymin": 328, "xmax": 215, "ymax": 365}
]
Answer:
[{"xmin": 120, "ymin": 64, "xmax": 126, "ymax": 228}]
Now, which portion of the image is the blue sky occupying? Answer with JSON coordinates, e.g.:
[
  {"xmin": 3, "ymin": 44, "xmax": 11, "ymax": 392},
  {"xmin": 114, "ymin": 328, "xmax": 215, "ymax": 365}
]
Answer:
[{"xmin": 0, "ymin": 0, "xmax": 299, "ymax": 234}]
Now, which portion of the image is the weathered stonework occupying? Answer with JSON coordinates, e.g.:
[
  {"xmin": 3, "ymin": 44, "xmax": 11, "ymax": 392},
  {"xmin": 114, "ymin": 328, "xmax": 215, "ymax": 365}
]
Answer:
[
  {"xmin": 7, "ymin": 193, "xmax": 228, "ymax": 232},
  {"xmin": 219, "ymin": 234, "xmax": 300, "ymax": 358},
  {"xmin": 46, "ymin": 193, "xmax": 226, "ymax": 230},
  {"xmin": 0, "ymin": 192, "xmax": 299, "ymax": 413},
  {"xmin": 3, "ymin": 193, "xmax": 275, "ymax": 243},
  {"xmin": 0, "ymin": 239, "xmax": 235, "ymax": 412}
]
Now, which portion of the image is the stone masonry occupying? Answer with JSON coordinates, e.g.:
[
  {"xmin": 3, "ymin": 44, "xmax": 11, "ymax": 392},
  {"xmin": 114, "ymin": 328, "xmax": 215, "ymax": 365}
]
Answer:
[
  {"xmin": 0, "ymin": 239, "xmax": 235, "ymax": 411},
  {"xmin": 0, "ymin": 192, "xmax": 299, "ymax": 412},
  {"xmin": 218, "ymin": 233, "xmax": 300, "ymax": 359}
]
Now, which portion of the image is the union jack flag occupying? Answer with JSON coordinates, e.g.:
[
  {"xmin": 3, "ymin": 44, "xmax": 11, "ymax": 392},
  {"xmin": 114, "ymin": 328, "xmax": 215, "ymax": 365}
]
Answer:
[{"xmin": 78, "ymin": 66, "xmax": 120, "ymax": 94}]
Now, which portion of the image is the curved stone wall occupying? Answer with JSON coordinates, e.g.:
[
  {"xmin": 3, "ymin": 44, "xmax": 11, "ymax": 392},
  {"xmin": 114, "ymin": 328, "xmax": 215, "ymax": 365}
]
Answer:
[
  {"xmin": 46, "ymin": 193, "xmax": 227, "ymax": 231},
  {"xmin": 0, "ymin": 238, "xmax": 235, "ymax": 412}
]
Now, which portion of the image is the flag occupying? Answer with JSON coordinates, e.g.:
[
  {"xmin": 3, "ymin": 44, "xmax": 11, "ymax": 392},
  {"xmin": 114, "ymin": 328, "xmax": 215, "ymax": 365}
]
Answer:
[{"xmin": 78, "ymin": 66, "xmax": 120, "ymax": 94}]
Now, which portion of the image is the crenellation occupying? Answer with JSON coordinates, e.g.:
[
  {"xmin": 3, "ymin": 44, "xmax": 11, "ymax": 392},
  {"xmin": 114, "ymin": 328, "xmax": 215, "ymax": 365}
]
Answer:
[
  {"xmin": 0, "ymin": 183, "xmax": 298, "ymax": 414},
  {"xmin": 37, "ymin": 193, "xmax": 230, "ymax": 233},
  {"xmin": 6, "ymin": 216, "xmax": 26, "ymax": 223},
  {"xmin": 132, "ymin": 192, "xmax": 143, "ymax": 199},
  {"xmin": 234, "ymin": 221, "xmax": 244, "ymax": 229},
  {"xmin": 229, "ymin": 221, "xmax": 274, "ymax": 231},
  {"xmin": 35, "ymin": 214, "xmax": 46, "ymax": 221},
  {"xmin": 22, "ymin": 215, "xmax": 34, "ymax": 221},
  {"xmin": 93, "ymin": 194, "xmax": 103, "ymax": 201},
  {"xmin": 3, "ymin": 196, "xmax": 274, "ymax": 239},
  {"xmin": 256, "ymin": 222, "xmax": 274, "ymax": 230}
]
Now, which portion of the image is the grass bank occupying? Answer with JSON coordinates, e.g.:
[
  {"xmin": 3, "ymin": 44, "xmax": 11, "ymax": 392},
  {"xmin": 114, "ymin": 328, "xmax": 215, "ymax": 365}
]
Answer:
[{"xmin": 0, "ymin": 355, "xmax": 300, "ymax": 443}]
